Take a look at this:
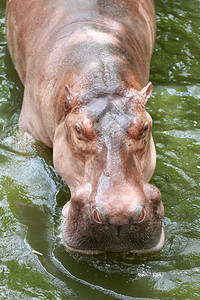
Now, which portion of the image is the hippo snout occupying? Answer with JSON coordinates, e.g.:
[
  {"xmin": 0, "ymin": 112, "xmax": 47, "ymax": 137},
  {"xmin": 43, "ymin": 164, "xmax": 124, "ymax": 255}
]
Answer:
[
  {"xmin": 91, "ymin": 181, "xmax": 162, "ymax": 226},
  {"xmin": 92, "ymin": 204, "xmax": 146, "ymax": 227},
  {"xmin": 62, "ymin": 183, "xmax": 164, "ymax": 254},
  {"xmin": 93, "ymin": 203, "xmax": 146, "ymax": 224},
  {"xmin": 92, "ymin": 205, "xmax": 146, "ymax": 237}
]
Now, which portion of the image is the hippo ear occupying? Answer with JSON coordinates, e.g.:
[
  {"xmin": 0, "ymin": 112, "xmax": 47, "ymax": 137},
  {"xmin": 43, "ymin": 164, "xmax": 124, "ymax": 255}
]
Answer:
[
  {"xmin": 141, "ymin": 82, "xmax": 153, "ymax": 103},
  {"xmin": 64, "ymin": 84, "xmax": 77, "ymax": 111}
]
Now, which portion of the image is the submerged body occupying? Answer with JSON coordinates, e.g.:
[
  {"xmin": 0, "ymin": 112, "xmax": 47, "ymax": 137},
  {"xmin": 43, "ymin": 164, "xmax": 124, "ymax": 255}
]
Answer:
[{"xmin": 6, "ymin": 0, "xmax": 164, "ymax": 254}]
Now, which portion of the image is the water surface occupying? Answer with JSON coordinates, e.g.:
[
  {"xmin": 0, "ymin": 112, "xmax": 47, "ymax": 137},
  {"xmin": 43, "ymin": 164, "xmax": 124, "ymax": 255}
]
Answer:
[{"xmin": 0, "ymin": 0, "xmax": 200, "ymax": 299}]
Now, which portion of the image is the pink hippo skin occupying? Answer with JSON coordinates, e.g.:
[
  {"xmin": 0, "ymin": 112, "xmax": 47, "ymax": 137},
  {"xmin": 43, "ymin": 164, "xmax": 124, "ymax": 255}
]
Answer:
[{"xmin": 6, "ymin": 0, "xmax": 164, "ymax": 254}]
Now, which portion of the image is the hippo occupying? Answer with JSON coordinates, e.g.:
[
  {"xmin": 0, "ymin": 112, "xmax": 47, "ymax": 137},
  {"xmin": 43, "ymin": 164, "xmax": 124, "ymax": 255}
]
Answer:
[{"xmin": 6, "ymin": 0, "xmax": 164, "ymax": 254}]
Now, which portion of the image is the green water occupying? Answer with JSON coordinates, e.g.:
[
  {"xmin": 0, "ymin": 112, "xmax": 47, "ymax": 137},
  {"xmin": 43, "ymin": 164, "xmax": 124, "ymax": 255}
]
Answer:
[{"xmin": 0, "ymin": 0, "xmax": 200, "ymax": 299}]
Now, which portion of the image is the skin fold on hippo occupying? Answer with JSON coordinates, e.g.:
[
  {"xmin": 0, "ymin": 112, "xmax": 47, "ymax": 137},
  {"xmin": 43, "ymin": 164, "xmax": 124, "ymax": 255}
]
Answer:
[{"xmin": 6, "ymin": 0, "xmax": 164, "ymax": 254}]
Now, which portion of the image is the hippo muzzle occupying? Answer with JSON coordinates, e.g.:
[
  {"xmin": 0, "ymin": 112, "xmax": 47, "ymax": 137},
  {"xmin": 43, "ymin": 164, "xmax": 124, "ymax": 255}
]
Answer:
[{"xmin": 62, "ymin": 182, "xmax": 164, "ymax": 254}]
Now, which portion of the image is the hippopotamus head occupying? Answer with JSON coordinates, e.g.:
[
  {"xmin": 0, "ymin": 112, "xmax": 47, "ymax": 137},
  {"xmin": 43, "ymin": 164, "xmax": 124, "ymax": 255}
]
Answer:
[{"xmin": 53, "ymin": 82, "xmax": 164, "ymax": 254}]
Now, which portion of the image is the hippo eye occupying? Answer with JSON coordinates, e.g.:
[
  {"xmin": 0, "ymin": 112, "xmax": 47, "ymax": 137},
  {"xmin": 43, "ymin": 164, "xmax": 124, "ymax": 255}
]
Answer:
[
  {"xmin": 73, "ymin": 118, "xmax": 96, "ymax": 141},
  {"xmin": 144, "ymin": 123, "xmax": 149, "ymax": 131},
  {"xmin": 75, "ymin": 123, "xmax": 81, "ymax": 134},
  {"xmin": 64, "ymin": 101, "xmax": 68, "ymax": 110}
]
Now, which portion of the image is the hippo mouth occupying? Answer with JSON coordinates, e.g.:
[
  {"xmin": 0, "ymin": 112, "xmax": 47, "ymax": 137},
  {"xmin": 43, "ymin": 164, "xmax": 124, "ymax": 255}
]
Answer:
[
  {"xmin": 62, "ymin": 201, "xmax": 164, "ymax": 255},
  {"xmin": 63, "ymin": 224, "xmax": 164, "ymax": 255},
  {"xmin": 63, "ymin": 223, "xmax": 164, "ymax": 255}
]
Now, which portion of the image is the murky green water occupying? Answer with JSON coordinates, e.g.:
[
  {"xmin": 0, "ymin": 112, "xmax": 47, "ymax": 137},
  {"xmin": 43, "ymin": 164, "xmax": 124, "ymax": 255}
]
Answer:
[{"xmin": 0, "ymin": 0, "xmax": 200, "ymax": 299}]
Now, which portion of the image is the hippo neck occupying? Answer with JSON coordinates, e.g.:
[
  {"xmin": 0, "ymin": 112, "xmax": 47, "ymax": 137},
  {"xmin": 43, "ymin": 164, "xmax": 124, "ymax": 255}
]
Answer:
[{"xmin": 52, "ymin": 11, "xmax": 154, "ymax": 93}]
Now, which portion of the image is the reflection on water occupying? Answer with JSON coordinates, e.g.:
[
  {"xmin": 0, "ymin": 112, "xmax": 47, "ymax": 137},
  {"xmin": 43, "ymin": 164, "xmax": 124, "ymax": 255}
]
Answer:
[{"xmin": 0, "ymin": 0, "xmax": 200, "ymax": 299}]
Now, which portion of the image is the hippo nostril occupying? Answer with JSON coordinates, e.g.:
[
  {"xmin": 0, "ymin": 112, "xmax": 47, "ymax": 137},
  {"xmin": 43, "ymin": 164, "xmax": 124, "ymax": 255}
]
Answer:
[
  {"xmin": 136, "ymin": 207, "xmax": 146, "ymax": 224},
  {"xmin": 92, "ymin": 208, "xmax": 102, "ymax": 224}
]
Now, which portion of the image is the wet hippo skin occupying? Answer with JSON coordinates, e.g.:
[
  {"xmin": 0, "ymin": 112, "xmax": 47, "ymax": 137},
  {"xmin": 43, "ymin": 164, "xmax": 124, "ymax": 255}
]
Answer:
[{"xmin": 6, "ymin": 0, "xmax": 164, "ymax": 254}]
